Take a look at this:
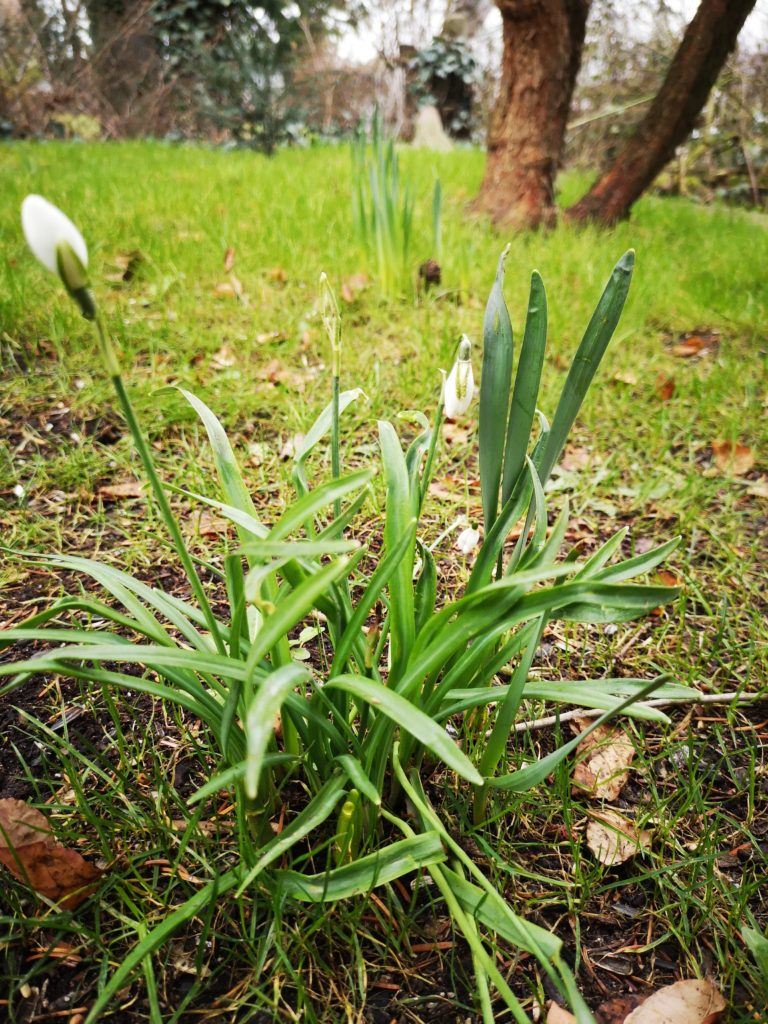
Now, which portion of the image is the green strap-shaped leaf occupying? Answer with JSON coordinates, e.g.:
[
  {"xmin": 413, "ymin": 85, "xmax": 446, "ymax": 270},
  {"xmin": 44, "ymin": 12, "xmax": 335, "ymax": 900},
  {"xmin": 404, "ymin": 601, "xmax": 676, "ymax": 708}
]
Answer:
[
  {"xmin": 502, "ymin": 271, "xmax": 547, "ymax": 506},
  {"xmin": 479, "ymin": 245, "xmax": 514, "ymax": 532},
  {"xmin": 244, "ymin": 552, "xmax": 361, "ymax": 675},
  {"xmin": 165, "ymin": 386, "xmax": 258, "ymax": 528},
  {"xmin": 239, "ymin": 539, "xmax": 359, "ymax": 560},
  {"xmin": 326, "ymin": 674, "xmax": 483, "ymax": 785},
  {"xmin": 742, "ymin": 926, "xmax": 768, "ymax": 986},
  {"xmin": 244, "ymin": 663, "xmax": 310, "ymax": 798},
  {"xmin": 0, "ymin": 642, "xmax": 254, "ymax": 682},
  {"xmin": 594, "ymin": 536, "xmax": 681, "ymax": 583},
  {"xmin": 272, "ymin": 833, "xmax": 445, "ymax": 902},
  {"xmin": 442, "ymin": 864, "xmax": 561, "ymax": 958},
  {"xmin": 538, "ymin": 250, "xmax": 635, "ymax": 483},
  {"xmin": 378, "ymin": 420, "xmax": 416, "ymax": 677},
  {"xmin": 271, "ymin": 468, "xmax": 374, "ymax": 541},
  {"xmin": 334, "ymin": 754, "xmax": 382, "ymax": 806},
  {"xmin": 487, "ymin": 676, "xmax": 663, "ymax": 792},
  {"xmin": 330, "ymin": 520, "xmax": 416, "ymax": 677},
  {"xmin": 575, "ymin": 527, "xmax": 628, "ymax": 578},
  {"xmin": 413, "ymin": 540, "xmax": 437, "ymax": 634},
  {"xmin": 294, "ymin": 388, "xmax": 365, "ymax": 465}
]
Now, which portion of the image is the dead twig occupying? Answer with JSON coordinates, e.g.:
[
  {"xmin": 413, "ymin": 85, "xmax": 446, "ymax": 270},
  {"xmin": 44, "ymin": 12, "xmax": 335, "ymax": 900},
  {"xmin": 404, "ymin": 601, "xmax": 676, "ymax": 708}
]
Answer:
[{"xmin": 511, "ymin": 691, "xmax": 763, "ymax": 734}]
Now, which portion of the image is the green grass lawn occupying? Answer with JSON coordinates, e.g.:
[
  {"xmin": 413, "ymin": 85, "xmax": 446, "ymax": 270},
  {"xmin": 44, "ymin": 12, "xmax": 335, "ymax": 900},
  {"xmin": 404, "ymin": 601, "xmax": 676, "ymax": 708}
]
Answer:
[{"xmin": 1, "ymin": 140, "xmax": 767, "ymax": 1022}]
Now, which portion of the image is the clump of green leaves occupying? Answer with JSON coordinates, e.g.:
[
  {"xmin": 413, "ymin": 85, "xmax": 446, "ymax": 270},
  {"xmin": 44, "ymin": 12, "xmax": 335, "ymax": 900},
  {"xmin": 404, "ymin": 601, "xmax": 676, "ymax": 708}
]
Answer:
[
  {"xmin": 352, "ymin": 109, "xmax": 441, "ymax": 297},
  {"xmin": 410, "ymin": 37, "xmax": 479, "ymax": 140},
  {"xmin": 5, "ymin": 201, "xmax": 690, "ymax": 1023}
]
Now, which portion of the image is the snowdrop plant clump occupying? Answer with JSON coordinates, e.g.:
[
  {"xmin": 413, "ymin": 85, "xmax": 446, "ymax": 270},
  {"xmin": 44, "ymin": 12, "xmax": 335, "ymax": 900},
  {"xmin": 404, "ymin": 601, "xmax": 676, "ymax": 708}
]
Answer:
[{"xmin": 3, "ymin": 195, "xmax": 691, "ymax": 1024}]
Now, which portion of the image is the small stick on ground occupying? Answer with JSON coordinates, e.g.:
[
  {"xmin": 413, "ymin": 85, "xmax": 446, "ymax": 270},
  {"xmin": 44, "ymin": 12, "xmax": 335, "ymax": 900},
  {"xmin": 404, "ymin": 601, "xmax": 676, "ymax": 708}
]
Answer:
[{"xmin": 512, "ymin": 691, "xmax": 763, "ymax": 734}]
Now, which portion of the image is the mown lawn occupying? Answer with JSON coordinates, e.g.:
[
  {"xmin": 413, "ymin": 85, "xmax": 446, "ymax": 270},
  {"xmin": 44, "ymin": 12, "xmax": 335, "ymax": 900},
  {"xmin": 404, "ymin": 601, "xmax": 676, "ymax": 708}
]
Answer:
[{"xmin": 1, "ymin": 140, "xmax": 767, "ymax": 1023}]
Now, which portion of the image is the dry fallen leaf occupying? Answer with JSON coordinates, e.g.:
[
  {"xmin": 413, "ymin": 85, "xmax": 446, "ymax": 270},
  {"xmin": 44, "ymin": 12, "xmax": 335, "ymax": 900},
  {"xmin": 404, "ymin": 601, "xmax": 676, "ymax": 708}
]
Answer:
[
  {"xmin": 0, "ymin": 799, "xmax": 101, "ymax": 910},
  {"xmin": 210, "ymin": 343, "xmax": 237, "ymax": 370},
  {"xmin": 613, "ymin": 370, "xmax": 638, "ymax": 386},
  {"xmin": 655, "ymin": 375, "xmax": 675, "ymax": 401},
  {"xmin": 442, "ymin": 420, "xmax": 472, "ymax": 446},
  {"xmin": 711, "ymin": 440, "xmax": 755, "ymax": 476},
  {"xmin": 279, "ymin": 434, "xmax": 304, "ymax": 461},
  {"xmin": 595, "ymin": 994, "xmax": 647, "ymax": 1023},
  {"xmin": 247, "ymin": 441, "xmax": 272, "ymax": 466},
  {"xmin": 223, "ymin": 246, "xmax": 235, "ymax": 273},
  {"xmin": 97, "ymin": 478, "xmax": 143, "ymax": 501},
  {"xmin": 195, "ymin": 511, "xmax": 232, "ymax": 538},
  {"xmin": 560, "ymin": 446, "xmax": 595, "ymax": 471},
  {"xmin": 428, "ymin": 478, "xmax": 462, "ymax": 503},
  {"xmin": 655, "ymin": 569, "xmax": 682, "ymax": 587},
  {"xmin": 546, "ymin": 1003, "xmax": 576, "ymax": 1024},
  {"xmin": 104, "ymin": 249, "xmax": 143, "ymax": 283},
  {"xmin": 340, "ymin": 272, "xmax": 369, "ymax": 303},
  {"xmin": 671, "ymin": 332, "xmax": 719, "ymax": 358},
  {"xmin": 256, "ymin": 359, "xmax": 307, "ymax": 389},
  {"xmin": 571, "ymin": 720, "xmax": 635, "ymax": 801},
  {"xmin": 623, "ymin": 978, "xmax": 725, "ymax": 1024},
  {"xmin": 214, "ymin": 274, "xmax": 246, "ymax": 303},
  {"xmin": 586, "ymin": 809, "xmax": 651, "ymax": 866},
  {"xmin": 746, "ymin": 477, "xmax": 768, "ymax": 498},
  {"xmin": 428, "ymin": 475, "xmax": 482, "ymax": 506}
]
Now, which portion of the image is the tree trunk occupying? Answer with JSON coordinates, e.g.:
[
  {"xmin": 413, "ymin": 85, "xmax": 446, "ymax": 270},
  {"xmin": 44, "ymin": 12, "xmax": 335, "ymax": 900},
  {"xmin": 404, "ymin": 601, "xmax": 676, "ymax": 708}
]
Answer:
[
  {"xmin": 475, "ymin": 0, "xmax": 590, "ymax": 230},
  {"xmin": 567, "ymin": 0, "xmax": 757, "ymax": 225},
  {"xmin": 86, "ymin": 0, "xmax": 160, "ymax": 120}
]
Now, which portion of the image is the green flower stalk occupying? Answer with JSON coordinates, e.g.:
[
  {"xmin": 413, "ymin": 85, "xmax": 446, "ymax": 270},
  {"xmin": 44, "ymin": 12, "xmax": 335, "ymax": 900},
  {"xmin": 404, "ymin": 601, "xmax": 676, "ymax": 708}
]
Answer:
[
  {"xmin": 20, "ymin": 194, "xmax": 225, "ymax": 655},
  {"xmin": 320, "ymin": 272, "xmax": 343, "ymax": 515}
]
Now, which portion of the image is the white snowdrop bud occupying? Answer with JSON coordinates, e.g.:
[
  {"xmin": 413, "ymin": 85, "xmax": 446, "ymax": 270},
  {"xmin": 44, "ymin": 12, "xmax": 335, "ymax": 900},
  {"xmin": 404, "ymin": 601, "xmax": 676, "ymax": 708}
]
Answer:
[
  {"xmin": 443, "ymin": 334, "xmax": 474, "ymax": 419},
  {"xmin": 21, "ymin": 194, "xmax": 95, "ymax": 320},
  {"xmin": 455, "ymin": 525, "xmax": 480, "ymax": 555}
]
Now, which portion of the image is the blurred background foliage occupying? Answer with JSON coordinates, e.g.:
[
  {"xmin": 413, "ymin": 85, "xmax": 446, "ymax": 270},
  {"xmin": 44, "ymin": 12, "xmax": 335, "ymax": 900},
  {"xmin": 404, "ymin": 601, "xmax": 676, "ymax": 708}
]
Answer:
[{"xmin": 0, "ymin": 0, "xmax": 766, "ymax": 205}]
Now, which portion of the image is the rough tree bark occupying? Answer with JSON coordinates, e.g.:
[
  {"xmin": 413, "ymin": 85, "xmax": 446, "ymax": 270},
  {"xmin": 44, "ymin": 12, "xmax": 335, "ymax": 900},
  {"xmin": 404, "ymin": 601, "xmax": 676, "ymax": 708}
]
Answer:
[
  {"xmin": 567, "ymin": 0, "xmax": 758, "ymax": 225},
  {"xmin": 474, "ymin": 0, "xmax": 590, "ymax": 230},
  {"xmin": 86, "ymin": 0, "xmax": 160, "ymax": 120}
]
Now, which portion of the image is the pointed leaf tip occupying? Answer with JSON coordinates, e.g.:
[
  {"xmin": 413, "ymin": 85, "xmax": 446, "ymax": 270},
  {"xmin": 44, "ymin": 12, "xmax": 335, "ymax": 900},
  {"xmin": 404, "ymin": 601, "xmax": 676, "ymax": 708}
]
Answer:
[
  {"xmin": 620, "ymin": 249, "xmax": 635, "ymax": 270},
  {"xmin": 494, "ymin": 244, "xmax": 511, "ymax": 282}
]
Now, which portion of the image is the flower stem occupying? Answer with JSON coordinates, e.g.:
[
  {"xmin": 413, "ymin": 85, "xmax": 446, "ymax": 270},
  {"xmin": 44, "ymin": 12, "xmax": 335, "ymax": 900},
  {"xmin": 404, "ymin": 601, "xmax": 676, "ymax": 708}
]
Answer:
[
  {"xmin": 331, "ymin": 372, "xmax": 341, "ymax": 517},
  {"xmin": 419, "ymin": 397, "xmax": 444, "ymax": 515},
  {"xmin": 98, "ymin": 317, "xmax": 226, "ymax": 655}
]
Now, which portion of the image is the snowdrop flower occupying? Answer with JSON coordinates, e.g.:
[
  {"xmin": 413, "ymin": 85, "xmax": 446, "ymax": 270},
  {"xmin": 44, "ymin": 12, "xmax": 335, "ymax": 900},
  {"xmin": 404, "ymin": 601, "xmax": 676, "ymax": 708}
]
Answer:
[
  {"xmin": 21, "ymin": 195, "xmax": 94, "ymax": 320},
  {"xmin": 443, "ymin": 335, "xmax": 474, "ymax": 419},
  {"xmin": 455, "ymin": 525, "xmax": 480, "ymax": 555},
  {"xmin": 21, "ymin": 195, "xmax": 119, "ymax": 374}
]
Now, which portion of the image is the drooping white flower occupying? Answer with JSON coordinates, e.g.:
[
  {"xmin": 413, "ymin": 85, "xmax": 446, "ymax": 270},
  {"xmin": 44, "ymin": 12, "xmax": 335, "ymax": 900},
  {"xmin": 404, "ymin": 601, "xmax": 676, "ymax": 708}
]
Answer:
[
  {"xmin": 21, "ymin": 194, "xmax": 89, "ymax": 284},
  {"xmin": 21, "ymin": 195, "xmax": 118, "ymax": 370},
  {"xmin": 443, "ymin": 334, "xmax": 474, "ymax": 419},
  {"xmin": 455, "ymin": 525, "xmax": 480, "ymax": 555}
]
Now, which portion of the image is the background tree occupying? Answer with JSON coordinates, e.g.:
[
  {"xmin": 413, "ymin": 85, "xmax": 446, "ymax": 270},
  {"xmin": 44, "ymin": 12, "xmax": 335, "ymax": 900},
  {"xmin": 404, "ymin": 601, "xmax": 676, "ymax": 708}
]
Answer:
[
  {"xmin": 567, "ymin": 0, "xmax": 758, "ymax": 223},
  {"xmin": 85, "ymin": 0, "xmax": 160, "ymax": 122},
  {"xmin": 476, "ymin": 0, "xmax": 758, "ymax": 229},
  {"xmin": 474, "ymin": 0, "xmax": 591, "ymax": 230}
]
